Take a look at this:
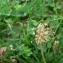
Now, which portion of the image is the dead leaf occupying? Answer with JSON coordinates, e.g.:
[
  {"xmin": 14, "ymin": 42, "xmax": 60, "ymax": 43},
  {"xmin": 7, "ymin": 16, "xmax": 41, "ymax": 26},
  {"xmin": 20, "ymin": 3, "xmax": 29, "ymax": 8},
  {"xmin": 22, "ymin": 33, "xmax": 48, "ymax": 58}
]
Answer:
[{"xmin": 0, "ymin": 47, "xmax": 7, "ymax": 56}]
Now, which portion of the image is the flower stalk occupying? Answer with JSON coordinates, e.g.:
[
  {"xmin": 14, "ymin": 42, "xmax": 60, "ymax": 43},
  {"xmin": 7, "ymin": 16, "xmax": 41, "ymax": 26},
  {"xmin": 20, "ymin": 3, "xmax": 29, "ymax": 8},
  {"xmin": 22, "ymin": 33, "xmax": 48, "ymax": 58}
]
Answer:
[
  {"xmin": 40, "ymin": 44, "xmax": 46, "ymax": 63},
  {"xmin": 35, "ymin": 23, "xmax": 49, "ymax": 63}
]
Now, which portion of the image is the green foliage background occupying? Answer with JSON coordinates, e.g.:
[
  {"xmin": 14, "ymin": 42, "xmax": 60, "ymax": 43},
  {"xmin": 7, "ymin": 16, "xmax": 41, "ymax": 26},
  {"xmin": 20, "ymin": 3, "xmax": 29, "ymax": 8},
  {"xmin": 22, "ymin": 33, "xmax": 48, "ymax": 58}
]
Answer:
[{"xmin": 0, "ymin": 0, "xmax": 63, "ymax": 63}]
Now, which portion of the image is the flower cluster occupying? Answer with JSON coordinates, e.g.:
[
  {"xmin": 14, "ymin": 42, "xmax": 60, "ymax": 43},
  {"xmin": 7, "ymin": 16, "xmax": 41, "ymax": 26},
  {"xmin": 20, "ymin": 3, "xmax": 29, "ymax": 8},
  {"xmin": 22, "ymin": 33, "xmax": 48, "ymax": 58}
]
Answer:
[{"xmin": 35, "ymin": 23, "xmax": 49, "ymax": 44}]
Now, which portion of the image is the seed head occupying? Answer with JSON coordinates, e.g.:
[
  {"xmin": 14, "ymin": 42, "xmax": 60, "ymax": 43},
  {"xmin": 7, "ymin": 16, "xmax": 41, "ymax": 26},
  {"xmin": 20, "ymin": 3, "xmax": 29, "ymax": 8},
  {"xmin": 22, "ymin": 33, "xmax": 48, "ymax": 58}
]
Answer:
[
  {"xmin": 53, "ymin": 40, "xmax": 59, "ymax": 50},
  {"xmin": 35, "ymin": 23, "xmax": 49, "ymax": 45}
]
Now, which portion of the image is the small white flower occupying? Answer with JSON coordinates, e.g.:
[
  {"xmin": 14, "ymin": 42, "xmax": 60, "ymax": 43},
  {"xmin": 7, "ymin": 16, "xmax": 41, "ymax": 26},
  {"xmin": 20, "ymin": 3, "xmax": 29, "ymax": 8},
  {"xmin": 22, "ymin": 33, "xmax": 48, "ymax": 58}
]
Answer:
[
  {"xmin": 31, "ymin": 41, "xmax": 32, "ymax": 43},
  {"xmin": 9, "ymin": 45, "xmax": 13, "ymax": 48},
  {"xmin": 55, "ymin": 41, "xmax": 59, "ymax": 44},
  {"xmin": 33, "ymin": 32, "xmax": 35, "ymax": 35},
  {"xmin": 9, "ymin": 45, "xmax": 13, "ymax": 50},
  {"xmin": 31, "ymin": 27, "xmax": 35, "ymax": 31}
]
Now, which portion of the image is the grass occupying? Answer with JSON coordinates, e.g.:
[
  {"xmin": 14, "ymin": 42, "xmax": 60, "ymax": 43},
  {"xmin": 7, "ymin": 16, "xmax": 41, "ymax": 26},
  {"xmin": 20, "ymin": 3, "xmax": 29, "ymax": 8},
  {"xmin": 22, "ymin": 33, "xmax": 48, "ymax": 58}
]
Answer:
[{"xmin": 0, "ymin": 0, "xmax": 63, "ymax": 63}]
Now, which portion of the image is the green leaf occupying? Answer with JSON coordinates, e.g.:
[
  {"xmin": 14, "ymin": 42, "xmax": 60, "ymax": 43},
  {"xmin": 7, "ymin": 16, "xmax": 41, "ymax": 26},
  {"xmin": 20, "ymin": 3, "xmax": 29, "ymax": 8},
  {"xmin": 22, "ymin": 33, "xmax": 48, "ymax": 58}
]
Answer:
[
  {"xmin": 14, "ymin": 5, "xmax": 22, "ymax": 10},
  {"xmin": 30, "ymin": 20, "xmax": 38, "ymax": 26}
]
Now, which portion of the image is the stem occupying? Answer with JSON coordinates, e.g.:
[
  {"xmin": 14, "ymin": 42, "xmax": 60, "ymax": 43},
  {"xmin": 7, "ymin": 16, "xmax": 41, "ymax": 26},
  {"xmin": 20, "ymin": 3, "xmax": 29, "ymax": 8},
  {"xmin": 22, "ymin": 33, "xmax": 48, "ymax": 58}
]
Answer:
[
  {"xmin": 53, "ymin": 0, "xmax": 59, "ymax": 17},
  {"xmin": 40, "ymin": 44, "xmax": 46, "ymax": 63},
  {"xmin": 53, "ymin": 0, "xmax": 62, "ymax": 39}
]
